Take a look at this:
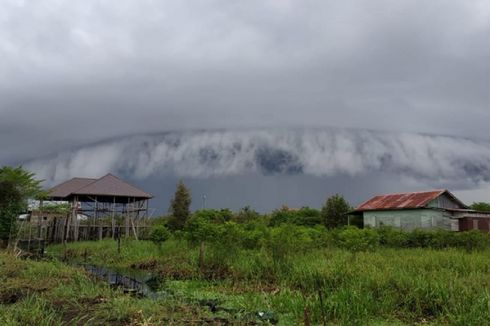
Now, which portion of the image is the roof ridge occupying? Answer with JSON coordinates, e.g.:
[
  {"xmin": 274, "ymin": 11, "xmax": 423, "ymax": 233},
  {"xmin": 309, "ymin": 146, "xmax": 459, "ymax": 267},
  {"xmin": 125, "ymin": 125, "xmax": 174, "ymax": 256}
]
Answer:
[
  {"xmin": 355, "ymin": 189, "xmax": 457, "ymax": 211},
  {"xmin": 72, "ymin": 173, "xmax": 152, "ymax": 198},
  {"xmin": 49, "ymin": 177, "xmax": 95, "ymax": 191},
  {"xmin": 68, "ymin": 177, "xmax": 100, "ymax": 193},
  {"xmin": 371, "ymin": 189, "xmax": 446, "ymax": 197},
  {"xmin": 103, "ymin": 173, "xmax": 150, "ymax": 193}
]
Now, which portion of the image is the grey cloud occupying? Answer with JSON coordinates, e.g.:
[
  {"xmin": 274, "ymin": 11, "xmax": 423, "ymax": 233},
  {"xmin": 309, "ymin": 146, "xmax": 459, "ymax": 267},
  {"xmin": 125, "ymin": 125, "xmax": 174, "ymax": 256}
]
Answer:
[
  {"xmin": 2, "ymin": 1, "xmax": 490, "ymax": 167},
  {"xmin": 24, "ymin": 129, "xmax": 490, "ymax": 190}
]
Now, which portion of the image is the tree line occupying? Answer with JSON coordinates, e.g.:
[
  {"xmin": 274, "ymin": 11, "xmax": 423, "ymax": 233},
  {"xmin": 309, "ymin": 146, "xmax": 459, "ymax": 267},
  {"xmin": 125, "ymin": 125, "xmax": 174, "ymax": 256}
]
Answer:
[
  {"xmin": 2, "ymin": 166, "xmax": 490, "ymax": 247},
  {"xmin": 164, "ymin": 180, "xmax": 355, "ymax": 231}
]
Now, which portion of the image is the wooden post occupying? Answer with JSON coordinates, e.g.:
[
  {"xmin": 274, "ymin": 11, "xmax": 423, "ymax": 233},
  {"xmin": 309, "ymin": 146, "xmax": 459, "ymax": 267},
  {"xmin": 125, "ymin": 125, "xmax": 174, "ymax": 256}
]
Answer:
[
  {"xmin": 199, "ymin": 241, "xmax": 205, "ymax": 271},
  {"xmin": 135, "ymin": 199, "xmax": 139, "ymax": 238},
  {"xmin": 73, "ymin": 196, "xmax": 79, "ymax": 241},
  {"xmin": 125, "ymin": 198, "xmax": 130, "ymax": 237},
  {"xmin": 96, "ymin": 196, "xmax": 103, "ymax": 241},
  {"xmin": 64, "ymin": 214, "xmax": 70, "ymax": 245},
  {"xmin": 112, "ymin": 197, "xmax": 116, "ymax": 239},
  {"xmin": 50, "ymin": 217, "xmax": 57, "ymax": 244},
  {"xmin": 27, "ymin": 220, "xmax": 32, "ymax": 252},
  {"xmin": 117, "ymin": 225, "xmax": 121, "ymax": 254},
  {"xmin": 303, "ymin": 307, "xmax": 311, "ymax": 326},
  {"xmin": 131, "ymin": 197, "xmax": 138, "ymax": 240}
]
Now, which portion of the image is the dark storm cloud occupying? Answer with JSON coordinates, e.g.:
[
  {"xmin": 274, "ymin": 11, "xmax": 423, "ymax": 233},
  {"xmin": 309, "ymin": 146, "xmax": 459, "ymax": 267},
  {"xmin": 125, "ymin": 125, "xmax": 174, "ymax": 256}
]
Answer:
[
  {"xmin": 1, "ymin": 0, "xmax": 490, "ymax": 165},
  {"xmin": 22, "ymin": 128, "xmax": 490, "ymax": 212},
  {"xmin": 25, "ymin": 129, "xmax": 490, "ymax": 187}
]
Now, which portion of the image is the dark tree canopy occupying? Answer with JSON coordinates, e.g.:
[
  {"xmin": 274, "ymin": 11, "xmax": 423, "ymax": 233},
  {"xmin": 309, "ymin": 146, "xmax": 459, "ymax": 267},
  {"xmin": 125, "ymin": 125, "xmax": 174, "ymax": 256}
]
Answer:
[
  {"xmin": 471, "ymin": 202, "xmax": 490, "ymax": 212},
  {"xmin": 321, "ymin": 194, "xmax": 351, "ymax": 229},
  {"xmin": 269, "ymin": 206, "xmax": 322, "ymax": 227},
  {"xmin": 0, "ymin": 166, "xmax": 44, "ymax": 243},
  {"xmin": 167, "ymin": 180, "xmax": 192, "ymax": 230},
  {"xmin": 0, "ymin": 181, "xmax": 23, "ymax": 242},
  {"xmin": 233, "ymin": 206, "xmax": 260, "ymax": 224},
  {"xmin": 0, "ymin": 166, "xmax": 44, "ymax": 200}
]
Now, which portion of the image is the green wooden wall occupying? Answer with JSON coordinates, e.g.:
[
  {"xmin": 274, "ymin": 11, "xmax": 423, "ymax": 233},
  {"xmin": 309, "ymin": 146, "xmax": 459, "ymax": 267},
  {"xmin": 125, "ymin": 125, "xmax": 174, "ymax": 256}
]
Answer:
[{"xmin": 363, "ymin": 209, "xmax": 456, "ymax": 231}]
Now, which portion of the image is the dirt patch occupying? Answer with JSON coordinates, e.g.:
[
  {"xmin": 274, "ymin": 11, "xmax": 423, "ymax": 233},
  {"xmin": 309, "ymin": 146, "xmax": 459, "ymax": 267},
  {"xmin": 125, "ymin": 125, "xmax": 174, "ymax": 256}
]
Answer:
[
  {"xmin": 56, "ymin": 296, "xmax": 124, "ymax": 326},
  {"xmin": 201, "ymin": 264, "xmax": 233, "ymax": 280},
  {"xmin": 157, "ymin": 266, "xmax": 197, "ymax": 280},
  {"xmin": 130, "ymin": 259, "xmax": 159, "ymax": 270},
  {"xmin": 0, "ymin": 290, "xmax": 24, "ymax": 304}
]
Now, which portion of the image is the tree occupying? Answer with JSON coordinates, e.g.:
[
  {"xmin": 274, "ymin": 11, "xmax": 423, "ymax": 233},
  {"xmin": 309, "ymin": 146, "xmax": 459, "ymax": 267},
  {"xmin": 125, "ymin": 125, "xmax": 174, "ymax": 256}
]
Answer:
[
  {"xmin": 0, "ymin": 181, "xmax": 23, "ymax": 244},
  {"xmin": 321, "ymin": 194, "xmax": 351, "ymax": 229},
  {"xmin": 0, "ymin": 166, "xmax": 44, "ymax": 246},
  {"xmin": 269, "ymin": 206, "xmax": 322, "ymax": 227},
  {"xmin": 167, "ymin": 180, "xmax": 191, "ymax": 230},
  {"xmin": 150, "ymin": 224, "xmax": 171, "ymax": 247},
  {"xmin": 233, "ymin": 205, "xmax": 260, "ymax": 223},
  {"xmin": 471, "ymin": 202, "xmax": 490, "ymax": 212}
]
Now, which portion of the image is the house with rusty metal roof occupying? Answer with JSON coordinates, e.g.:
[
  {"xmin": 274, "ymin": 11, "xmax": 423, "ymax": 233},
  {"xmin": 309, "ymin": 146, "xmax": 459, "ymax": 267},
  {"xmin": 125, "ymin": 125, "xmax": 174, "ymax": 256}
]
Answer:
[{"xmin": 353, "ymin": 190, "xmax": 490, "ymax": 232}]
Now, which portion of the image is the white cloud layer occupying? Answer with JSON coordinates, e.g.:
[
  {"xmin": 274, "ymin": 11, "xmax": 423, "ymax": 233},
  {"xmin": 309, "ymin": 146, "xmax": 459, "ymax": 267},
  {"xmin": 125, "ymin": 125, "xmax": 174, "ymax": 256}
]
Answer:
[{"xmin": 26, "ymin": 129, "xmax": 490, "ymax": 190}]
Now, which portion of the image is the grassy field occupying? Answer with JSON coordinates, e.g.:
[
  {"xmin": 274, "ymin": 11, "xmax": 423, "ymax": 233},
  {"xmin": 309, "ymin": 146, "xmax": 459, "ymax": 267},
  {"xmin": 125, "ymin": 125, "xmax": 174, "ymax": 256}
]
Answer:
[
  {"xmin": 35, "ymin": 237, "xmax": 490, "ymax": 325},
  {"xmin": 0, "ymin": 248, "xmax": 247, "ymax": 325}
]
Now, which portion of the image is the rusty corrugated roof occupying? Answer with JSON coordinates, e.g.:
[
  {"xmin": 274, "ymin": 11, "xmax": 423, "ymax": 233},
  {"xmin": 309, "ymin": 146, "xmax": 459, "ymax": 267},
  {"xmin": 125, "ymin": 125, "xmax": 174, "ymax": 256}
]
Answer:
[
  {"xmin": 48, "ymin": 174, "xmax": 152, "ymax": 199},
  {"xmin": 48, "ymin": 177, "xmax": 97, "ymax": 198},
  {"xmin": 355, "ymin": 190, "xmax": 447, "ymax": 211}
]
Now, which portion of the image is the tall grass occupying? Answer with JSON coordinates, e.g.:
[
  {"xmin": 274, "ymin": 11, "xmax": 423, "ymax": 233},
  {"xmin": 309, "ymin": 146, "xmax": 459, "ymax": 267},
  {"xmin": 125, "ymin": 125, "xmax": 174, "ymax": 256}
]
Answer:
[
  {"xmin": 0, "ymin": 250, "xmax": 229, "ymax": 325},
  {"xmin": 46, "ymin": 232, "xmax": 490, "ymax": 325}
]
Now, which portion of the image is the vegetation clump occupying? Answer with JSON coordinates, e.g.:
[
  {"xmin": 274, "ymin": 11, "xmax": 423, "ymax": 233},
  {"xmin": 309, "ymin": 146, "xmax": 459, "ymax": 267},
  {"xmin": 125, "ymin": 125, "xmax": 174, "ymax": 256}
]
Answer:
[
  {"xmin": 0, "ymin": 166, "xmax": 44, "ymax": 247},
  {"xmin": 321, "ymin": 194, "xmax": 351, "ymax": 229},
  {"xmin": 167, "ymin": 180, "xmax": 192, "ymax": 231}
]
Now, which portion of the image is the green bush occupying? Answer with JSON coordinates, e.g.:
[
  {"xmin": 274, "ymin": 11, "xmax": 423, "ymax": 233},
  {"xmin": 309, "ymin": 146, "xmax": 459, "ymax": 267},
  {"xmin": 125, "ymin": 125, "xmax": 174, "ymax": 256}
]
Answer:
[
  {"xmin": 406, "ymin": 229, "xmax": 434, "ymax": 248},
  {"xmin": 337, "ymin": 227, "xmax": 379, "ymax": 252},
  {"xmin": 377, "ymin": 226, "xmax": 409, "ymax": 247},
  {"xmin": 266, "ymin": 225, "xmax": 317, "ymax": 262},
  {"xmin": 149, "ymin": 225, "xmax": 171, "ymax": 245},
  {"xmin": 232, "ymin": 206, "xmax": 261, "ymax": 223},
  {"xmin": 269, "ymin": 206, "xmax": 322, "ymax": 227},
  {"xmin": 192, "ymin": 209, "xmax": 233, "ymax": 224},
  {"xmin": 457, "ymin": 230, "xmax": 489, "ymax": 251},
  {"xmin": 184, "ymin": 216, "xmax": 221, "ymax": 244}
]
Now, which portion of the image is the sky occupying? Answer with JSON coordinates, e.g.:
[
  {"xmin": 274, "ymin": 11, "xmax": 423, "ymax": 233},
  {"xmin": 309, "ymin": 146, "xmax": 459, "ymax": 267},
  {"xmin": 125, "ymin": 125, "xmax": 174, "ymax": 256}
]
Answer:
[{"xmin": 1, "ymin": 0, "xmax": 490, "ymax": 212}]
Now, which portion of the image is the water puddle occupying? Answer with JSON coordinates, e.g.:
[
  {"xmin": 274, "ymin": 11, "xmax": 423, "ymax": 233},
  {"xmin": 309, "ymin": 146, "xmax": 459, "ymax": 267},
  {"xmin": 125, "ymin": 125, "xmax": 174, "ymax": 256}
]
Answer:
[{"xmin": 78, "ymin": 263, "xmax": 164, "ymax": 299}]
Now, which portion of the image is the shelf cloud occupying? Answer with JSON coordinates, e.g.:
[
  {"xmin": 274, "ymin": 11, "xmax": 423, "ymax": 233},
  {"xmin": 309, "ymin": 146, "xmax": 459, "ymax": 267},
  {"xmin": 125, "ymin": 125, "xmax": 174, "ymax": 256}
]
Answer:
[{"xmin": 26, "ymin": 129, "xmax": 490, "ymax": 189}]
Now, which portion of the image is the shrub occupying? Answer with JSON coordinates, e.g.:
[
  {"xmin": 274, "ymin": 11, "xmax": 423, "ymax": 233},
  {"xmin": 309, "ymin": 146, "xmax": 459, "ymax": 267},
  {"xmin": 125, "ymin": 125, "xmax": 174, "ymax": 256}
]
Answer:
[
  {"xmin": 184, "ymin": 216, "xmax": 221, "ymax": 245},
  {"xmin": 457, "ymin": 230, "xmax": 489, "ymax": 251},
  {"xmin": 377, "ymin": 226, "xmax": 409, "ymax": 247},
  {"xmin": 337, "ymin": 227, "xmax": 379, "ymax": 252},
  {"xmin": 167, "ymin": 180, "xmax": 191, "ymax": 231},
  {"xmin": 149, "ymin": 225, "xmax": 171, "ymax": 245},
  {"xmin": 233, "ymin": 206, "xmax": 260, "ymax": 223},
  {"xmin": 321, "ymin": 194, "xmax": 351, "ymax": 229},
  {"xmin": 192, "ymin": 209, "xmax": 233, "ymax": 224},
  {"xmin": 266, "ymin": 225, "xmax": 317, "ymax": 262},
  {"xmin": 406, "ymin": 229, "xmax": 434, "ymax": 248},
  {"xmin": 269, "ymin": 206, "xmax": 322, "ymax": 227}
]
